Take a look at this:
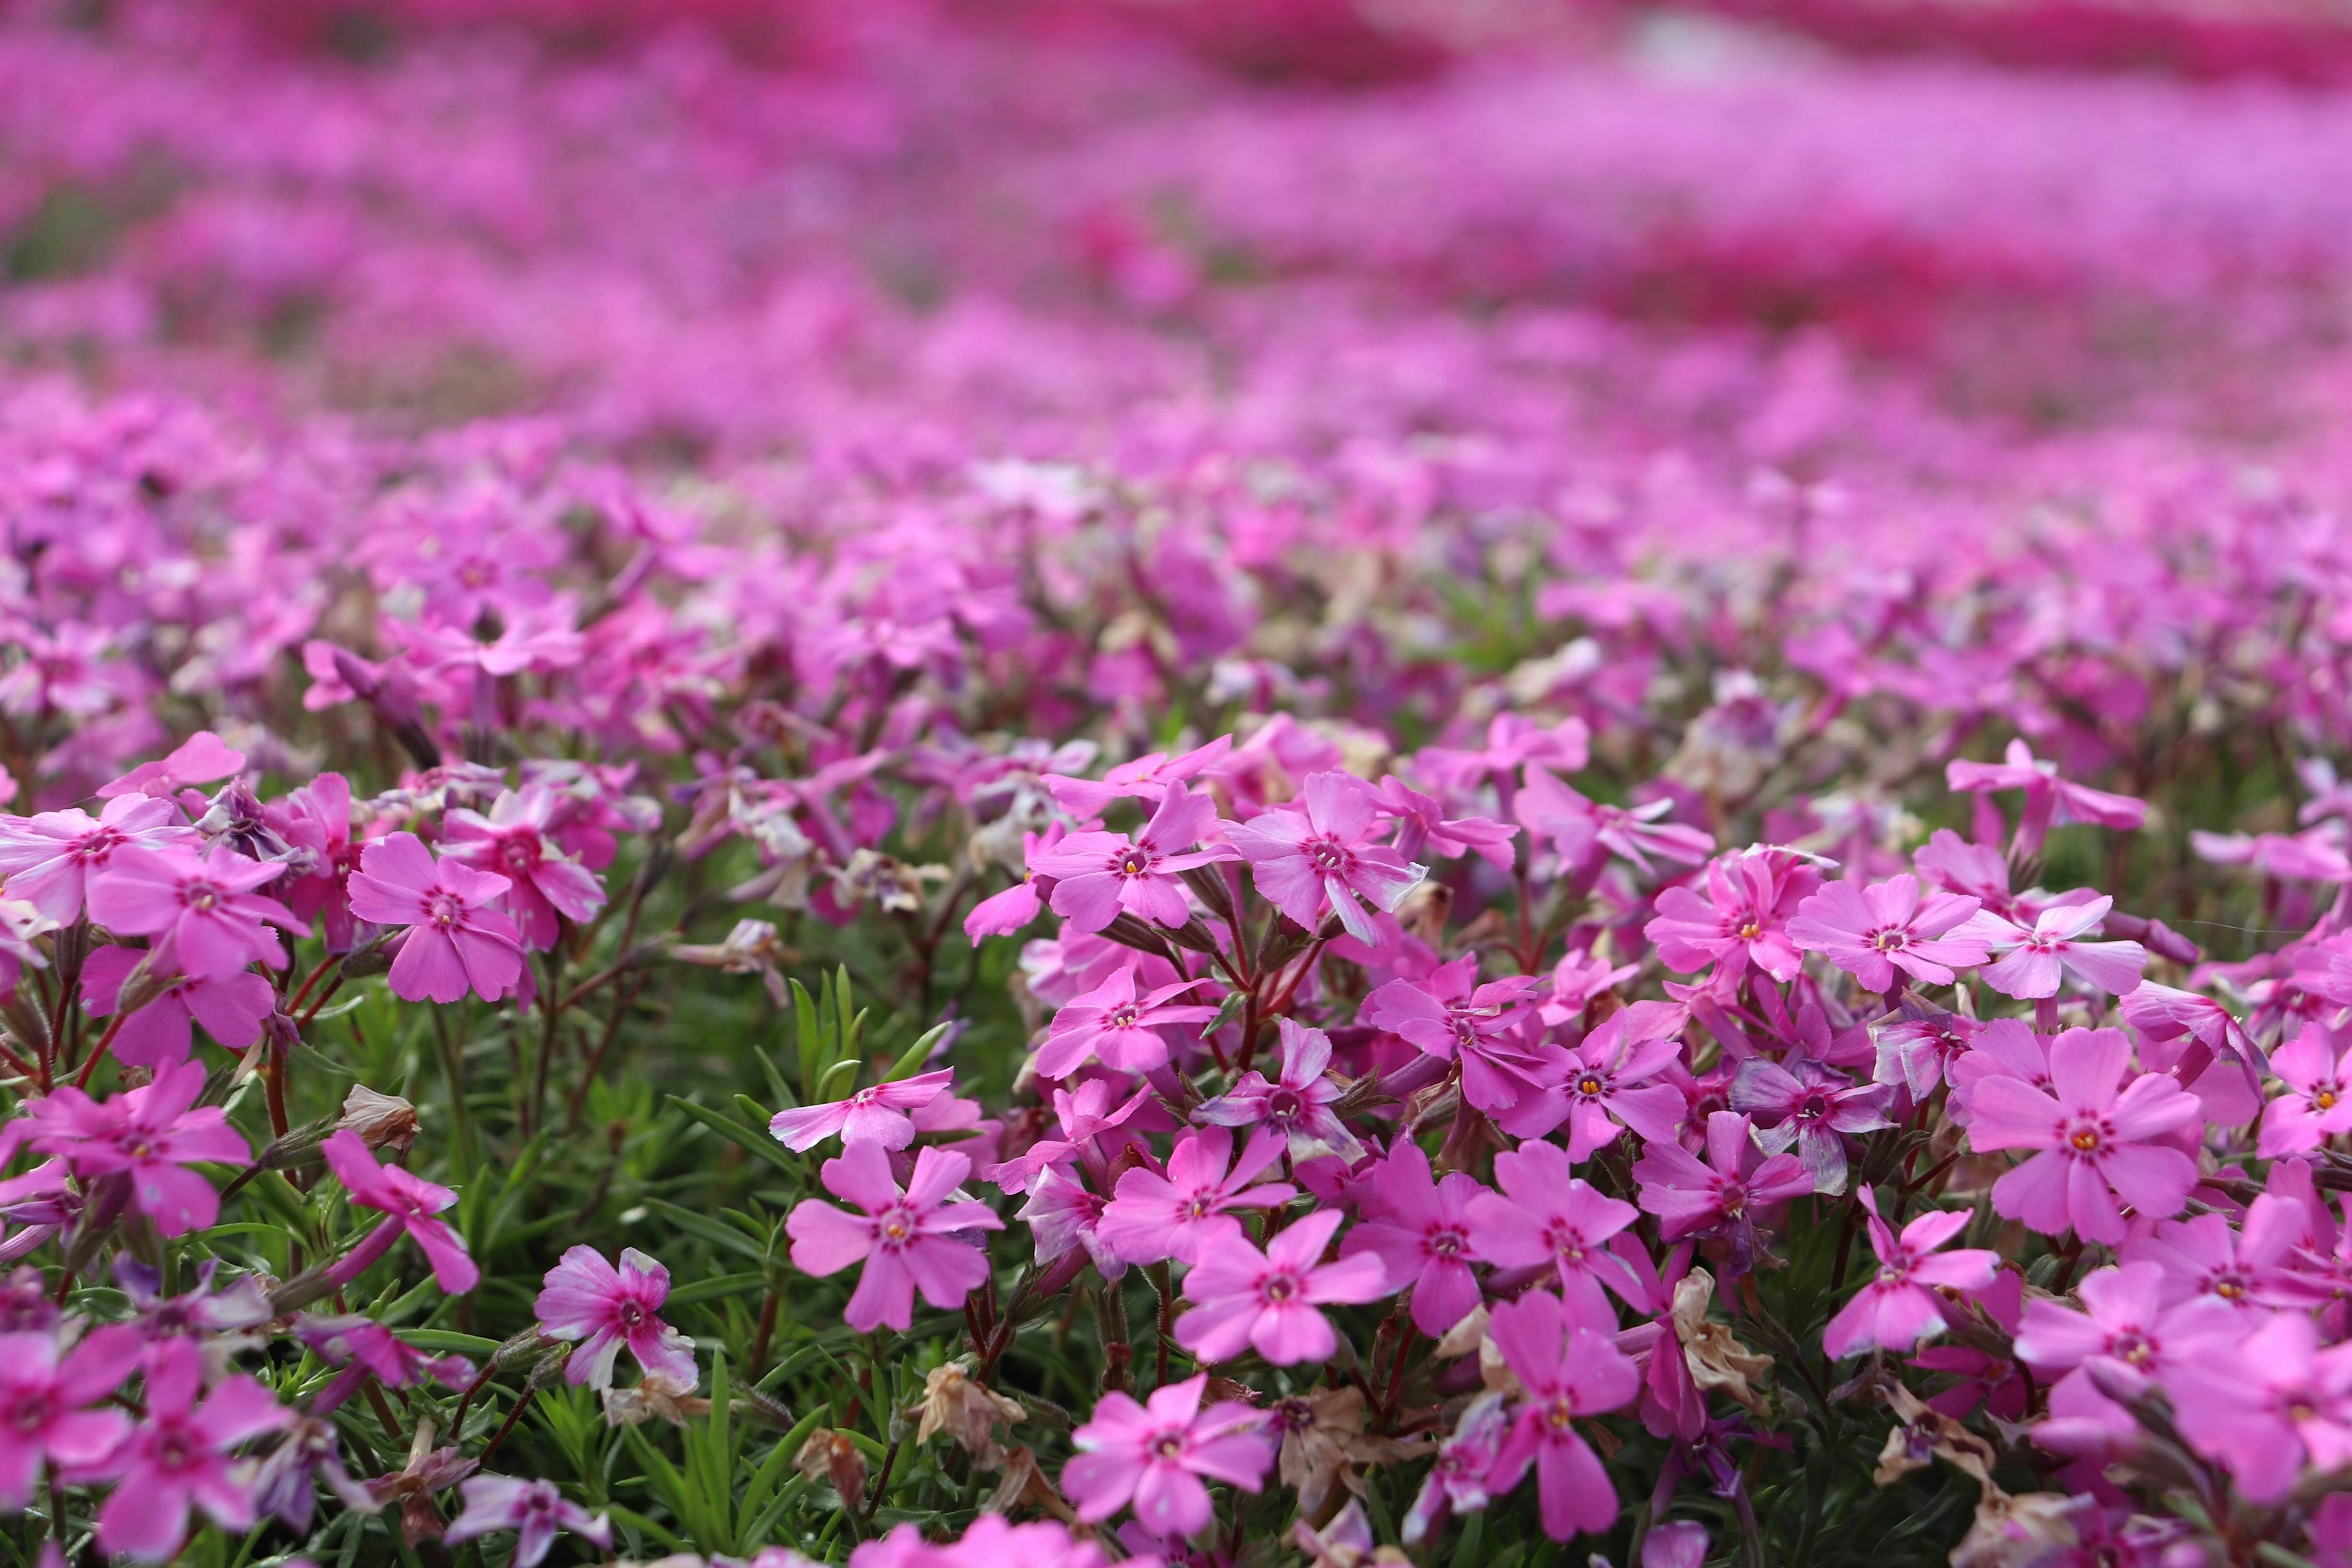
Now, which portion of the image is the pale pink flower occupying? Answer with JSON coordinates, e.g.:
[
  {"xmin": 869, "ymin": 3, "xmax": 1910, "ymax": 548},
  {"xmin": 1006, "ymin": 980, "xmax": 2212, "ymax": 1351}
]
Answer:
[
  {"xmin": 1964, "ymin": 896, "xmax": 2147, "ymax": 999},
  {"xmin": 1174, "ymin": 1209, "xmax": 1390, "ymax": 1365},
  {"xmin": 1061, "ymin": 1372, "xmax": 1272, "ymax": 1537},
  {"xmin": 1027, "ymin": 782, "xmax": 1234, "ymax": 931},
  {"xmin": 1098, "ymin": 1126, "xmax": 1294, "ymax": 1267},
  {"xmin": 346, "ymin": 831, "xmax": 526, "ymax": 1005},
  {"xmin": 1645, "ymin": 852, "xmax": 1819, "ymax": 983},
  {"xmin": 80, "ymin": 1339, "xmax": 290, "ymax": 1562},
  {"xmin": 1194, "ymin": 1018, "xmax": 1364, "ymax": 1162},
  {"xmin": 86, "ymin": 842, "xmax": 297, "ymax": 981},
  {"xmin": 322, "ymin": 1129, "xmax": 480, "ymax": 1294},
  {"xmin": 23, "ymin": 1060, "xmax": 249, "ymax": 1237},
  {"xmin": 1485, "ymin": 1289, "xmax": 1641, "ymax": 1542},
  {"xmin": 2166, "ymin": 1313, "xmax": 2352, "ymax": 1504},
  {"xmin": 1821, "ymin": 1189, "xmax": 1998, "ymax": 1358},
  {"xmin": 1374, "ymin": 776, "xmax": 1518, "ymax": 869},
  {"xmin": 2013, "ymin": 1261, "xmax": 2237, "ymax": 1431},
  {"xmin": 442, "ymin": 785, "xmax": 609, "ymax": 950},
  {"xmin": 0, "ymin": 1323, "xmax": 140, "ymax": 1509},
  {"xmin": 1516, "ymin": 766, "xmax": 1714, "ymax": 878},
  {"xmin": 2259, "ymin": 1022, "xmax": 2352, "ymax": 1158},
  {"xmin": 1728, "ymin": 1055, "xmax": 1893, "ymax": 1196},
  {"xmin": 1966, "ymin": 1028, "xmax": 2199, "ymax": 1243},
  {"xmin": 79, "ymin": 943, "xmax": 273, "ymax": 1069},
  {"xmin": 1785, "ymin": 874, "xmax": 1989, "ymax": 993},
  {"xmin": 1035, "ymin": 966, "xmax": 1218, "ymax": 1078},
  {"xmin": 444, "ymin": 1474, "xmax": 613, "ymax": 1568},
  {"xmin": 0, "ymin": 795, "xmax": 189, "ymax": 922},
  {"xmin": 786, "ymin": 1142, "xmax": 1003, "ymax": 1332},
  {"xmin": 769, "ymin": 1069, "xmax": 956, "ymax": 1153},
  {"xmin": 96, "ymin": 732, "xmax": 245, "ymax": 802},
  {"xmin": 1945, "ymin": 739, "xmax": 2148, "ymax": 859},
  {"xmin": 1401, "ymin": 1390, "xmax": 1512, "ymax": 1545},
  {"xmin": 1229, "ymin": 771, "xmax": 1425, "ymax": 943},
  {"xmin": 535, "ymin": 1246, "xmax": 697, "ymax": 1390},
  {"xmin": 1043, "ymin": 735, "xmax": 1234, "ymax": 816}
]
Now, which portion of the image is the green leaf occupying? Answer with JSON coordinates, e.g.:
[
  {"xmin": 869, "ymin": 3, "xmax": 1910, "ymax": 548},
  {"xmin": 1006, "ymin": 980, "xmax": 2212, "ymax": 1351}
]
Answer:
[
  {"xmin": 793, "ymin": 977, "xmax": 826, "ymax": 1099},
  {"xmin": 667, "ymin": 1271, "xmax": 767, "ymax": 1308},
  {"xmin": 815, "ymin": 1057, "xmax": 862, "ymax": 1102},
  {"xmin": 881, "ymin": 1021, "xmax": 951, "ymax": 1083},
  {"xmin": 667, "ymin": 1095, "xmax": 798, "ymax": 1178}
]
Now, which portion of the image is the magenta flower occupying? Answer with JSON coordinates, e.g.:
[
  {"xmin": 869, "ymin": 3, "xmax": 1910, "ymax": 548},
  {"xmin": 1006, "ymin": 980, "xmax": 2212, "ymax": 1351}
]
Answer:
[
  {"xmin": 444, "ymin": 1474, "xmax": 614, "ymax": 1568},
  {"xmin": 1632, "ymin": 1110, "xmax": 1814, "ymax": 1250},
  {"xmin": 1966, "ymin": 1028, "xmax": 2200, "ymax": 1243},
  {"xmin": 86, "ymin": 842, "xmax": 297, "ymax": 982},
  {"xmin": 1965, "ymin": 895, "xmax": 2147, "ymax": 999},
  {"xmin": 346, "ymin": 831, "xmax": 527, "ymax": 1005},
  {"xmin": 1821, "ymin": 1189, "xmax": 1998, "ymax": 1358},
  {"xmin": 1194, "ymin": 1019, "xmax": 1364, "ymax": 1162},
  {"xmin": 1340, "ymin": 1140, "xmax": 1485, "ymax": 1335},
  {"xmin": 79, "ymin": 944, "xmax": 273, "ymax": 1069},
  {"xmin": 1402, "ymin": 1390, "xmax": 1513, "ymax": 1545},
  {"xmin": 785, "ymin": 1142, "xmax": 1003, "ymax": 1332},
  {"xmin": 1044, "ymin": 734, "xmax": 1234, "ymax": 816},
  {"xmin": 442, "ymin": 785, "xmax": 610, "ymax": 950},
  {"xmin": 1229, "ymin": 771, "xmax": 1425, "ymax": 943},
  {"xmin": 0, "ymin": 795, "xmax": 189, "ymax": 923},
  {"xmin": 1516, "ymin": 766, "xmax": 1714, "ymax": 878},
  {"xmin": 1945, "ymin": 739, "xmax": 2149, "ymax": 859},
  {"xmin": 0, "ymin": 1323, "xmax": 141, "ymax": 1509},
  {"xmin": 1098, "ymin": 1126, "xmax": 1295, "ymax": 1267},
  {"xmin": 1035, "ymin": 966, "xmax": 1218, "ymax": 1078},
  {"xmin": 534, "ymin": 1246, "xmax": 697, "ymax": 1390},
  {"xmin": 2166, "ymin": 1313, "xmax": 2352, "ymax": 1504},
  {"xmin": 1464, "ymin": 1142, "xmax": 1642, "ymax": 1324},
  {"xmin": 1531, "ymin": 1001, "xmax": 1687, "ymax": 1159},
  {"xmin": 1374, "ymin": 775, "xmax": 1518, "ymax": 869},
  {"xmin": 80, "ymin": 1339, "xmax": 290, "ymax": 1562},
  {"xmin": 1061, "ymin": 1372, "xmax": 1273, "ymax": 1537},
  {"xmin": 268, "ymin": 771, "xmax": 365, "ymax": 951},
  {"xmin": 1728, "ymin": 1055, "xmax": 1894, "ymax": 1195},
  {"xmin": 1485, "ymin": 1289, "xmax": 1641, "ymax": 1542},
  {"xmin": 1785, "ymin": 874, "xmax": 1989, "ymax": 993},
  {"xmin": 1645, "ymin": 852, "xmax": 1820, "ymax": 983},
  {"xmin": 769, "ymin": 1069, "xmax": 956, "ymax": 1153},
  {"xmin": 1363, "ymin": 956, "xmax": 1552, "ymax": 1116},
  {"xmin": 1027, "ymin": 782, "xmax": 1234, "ymax": 932},
  {"xmin": 23, "ymin": 1061, "xmax": 250, "ymax": 1237},
  {"xmin": 2013, "ymin": 1261, "xmax": 2237, "ymax": 1413},
  {"xmin": 322, "ymin": 1129, "xmax": 480, "ymax": 1294},
  {"xmin": 2259, "ymin": 1022, "xmax": 2352, "ymax": 1158},
  {"xmin": 1175, "ymin": 1208, "xmax": 1390, "ymax": 1365}
]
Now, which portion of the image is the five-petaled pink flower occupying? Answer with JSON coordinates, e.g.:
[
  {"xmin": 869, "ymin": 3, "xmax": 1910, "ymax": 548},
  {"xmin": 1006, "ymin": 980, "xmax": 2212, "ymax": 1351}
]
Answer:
[
  {"xmin": 2013, "ymin": 1261, "xmax": 2237, "ymax": 1424},
  {"xmin": 1516, "ymin": 766, "xmax": 1714, "ymax": 878},
  {"xmin": 23, "ymin": 1060, "xmax": 251, "ymax": 1237},
  {"xmin": 785, "ymin": 1142, "xmax": 1003, "ymax": 1332},
  {"xmin": 1341, "ymin": 1140, "xmax": 1485, "ymax": 1335},
  {"xmin": 1632, "ymin": 1110, "xmax": 1814, "ymax": 1254},
  {"xmin": 2259, "ymin": 1022, "xmax": 2352, "ymax": 1158},
  {"xmin": 0, "ymin": 795, "xmax": 190, "ymax": 923},
  {"xmin": 1036, "ymin": 966, "xmax": 1218, "ymax": 1078},
  {"xmin": 1964, "ymin": 896, "xmax": 2147, "ymax": 1000},
  {"xmin": 1194, "ymin": 1019, "xmax": 1364, "ymax": 1162},
  {"xmin": 441, "ymin": 785, "xmax": 609, "ymax": 951},
  {"xmin": 1061, "ymin": 1372, "xmax": 1273, "ymax": 1537},
  {"xmin": 535, "ymin": 1245, "xmax": 697, "ymax": 1390},
  {"xmin": 1229, "ymin": 771, "xmax": 1425, "ymax": 944},
  {"xmin": 1027, "ymin": 781, "xmax": 1234, "ymax": 932},
  {"xmin": 347, "ymin": 831, "xmax": 526, "ymax": 1005},
  {"xmin": 1363, "ymin": 956, "xmax": 1550, "ymax": 1116},
  {"xmin": 1785, "ymin": 874, "xmax": 1989, "ymax": 994},
  {"xmin": 1526, "ymin": 1001, "xmax": 1687, "ymax": 1158},
  {"xmin": 1645, "ymin": 851, "xmax": 1820, "ymax": 983},
  {"xmin": 0, "ymin": 1322, "xmax": 141, "ymax": 1510},
  {"xmin": 769, "ymin": 1069, "xmax": 956, "ymax": 1153},
  {"xmin": 444, "ymin": 1474, "xmax": 613, "ymax": 1568},
  {"xmin": 1175, "ymin": 1208, "xmax": 1389, "ymax": 1365},
  {"xmin": 80, "ymin": 1338, "xmax": 290, "ymax": 1562},
  {"xmin": 2166, "ymin": 1313, "xmax": 2352, "ymax": 1504},
  {"xmin": 1822, "ymin": 1188, "xmax": 1999, "ymax": 1358},
  {"xmin": 1966, "ymin": 1027, "xmax": 2200, "ymax": 1243},
  {"xmin": 1946, "ymin": 739, "xmax": 2149, "ymax": 859},
  {"xmin": 79, "ymin": 943, "xmax": 274, "ymax": 1069},
  {"xmin": 1464, "ymin": 1142, "xmax": 1642, "ymax": 1325},
  {"xmin": 1098, "ymin": 1126, "xmax": 1293, "ymax": 1266},
  {"xmin": 1485, "ymin": 1289, "xmax": 1641, "ymax": 1543},
  {"xmin": 86, "ymin": 842, "xmax": 298, "ymax": 982},
  {"xmin": 322, "ymin": 1129, "xmax": 480, "ymax": 1294}
]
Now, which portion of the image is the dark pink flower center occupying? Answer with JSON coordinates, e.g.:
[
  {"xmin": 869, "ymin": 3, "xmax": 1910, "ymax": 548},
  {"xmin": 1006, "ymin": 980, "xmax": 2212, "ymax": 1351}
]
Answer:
[
  {"xmin": 1116, "ymin": 849, "xmax": 1152, "ymax": 878},
  {"xmin": 1544, "ymin": 1396, "xmax": 1576, "ymax": 1431},
  {"xmin": 8, "ymin": 1391, "xmax": 53, "ymax": 1433},
  {"xmin": 1153, "ymin": 1433, "xmax": 1186, "ymax": 1460},
  {"xmin": 1267, "ymin": 1088, "xmax": 1303, "ymax": 1120},
  {"xmin": 1872, "ymin": 927, "xmax": 1909, "ymax": 951},
  {"xmin": 75, "ymin": 827, "xmax": 124, "ymax": 863},
  {"xmin": 1261, "ymin": 1272, "xmax": 1298, "ymax": 1303},
  {"xmin": 2111, "ymin": 1333, "xmax": 2151, "ymax": 1365},
  {"xmin": 617, "ymin": 1303, "xmax": 645, "ymax": 1329},
  {"xmin": 1303, "ymin": 835, "xmax": 1352, "ymax": 875},
  {"xmin": 2065, "ymin": 1117, "xmax": 2108, "ymax": 1154},
  {"xmin": 1719, "ymin": 1182, "xmax": 1747, "ymax": 1215},
  {"xmin": 1427, "ymin": 1228, "xmax": 1464, "ymax": 1259},
  {"xmin": 877, "ymin": 1206, "xmax": 916, "ymax": 1247},
  {"xmin": 1574, "ymin": 1074, "xmax": 1605, "ymax": 1098},
  {"xmin": 428, "ymin": 892, "xmax": 465, "ymax": 927},
  {"xmin": 499, "ymin": 835, "xmax": 541, "ymax": 875},
  {"xmin": 1107, "ymin": 1006, "xmax": 1140, "ymax": 1030},
  {"xmin": 186, "ymin": 882, "xmax": 221, "ymax": 912}
]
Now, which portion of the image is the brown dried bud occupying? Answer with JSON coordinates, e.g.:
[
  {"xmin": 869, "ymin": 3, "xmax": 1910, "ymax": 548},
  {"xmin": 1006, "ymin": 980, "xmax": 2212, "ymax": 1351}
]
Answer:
[
  {"xmin": 796, "ymin": 1429, "xmax": 869, "ymax": 1503},
  {"xmin": 339, "ymin": 1085, "xmax": 420, "ymax": 1156}
]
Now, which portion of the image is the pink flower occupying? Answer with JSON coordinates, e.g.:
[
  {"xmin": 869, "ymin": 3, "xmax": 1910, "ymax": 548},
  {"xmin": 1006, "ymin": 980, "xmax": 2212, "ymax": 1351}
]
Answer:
[
  {"xmin": 2013, "ymin": 1261, "xmax": 2237, "ymax": 1419},
  {"xmin": 534, "ymin": 1246, "xmax": 697, "ymax": 1390},
  {"xmin": 1785, "ymin": 874, "xmax": 1989, "ymax": 993},
  {"xmin": 1516, "ymin": 766, "xmax": 1714, "ymax": 878},
  {"xmin": 96, "ymin": 732, "xmax": 245, "ymax": 802},
  {"xmin": 1485, "ymin": 1289, "xmax": 1640, "ymax": 1542},
  {"xmin": 786, "ymin": 1142, "xmax": 1003, "ymax": 1332},
  {"xmin": 1525, "ymin": 1001, "xmax": 1687, "ymax": 1158},
  {"xmin": 1035, "ymin": 966, "xmax": 1218, "ymax": 1078},
  {"xmin": 268, "ymin": 771, "xmax": 365, "ymax": 952},
  {"xmin": 1645, "ymin": 852, "xmax": 1819, "ymax": 983},
  {"xmin": 1402, "ymin": 1390, "xmax": 1512, "ymax": 1545},
  {"xmin": 1363, "ymin": 956, "xmax": 1552, "ymax": 1116},
  {"xmin": 1374, "ymin": 776, "xmax": 1517, "ymax": 869},
  {"xmin": 1965, "ymin": 896, "xmax": 2148, "ymax": 1000},
  {"xmin": 1464, "ymin": 1142, "xmax": 1642, "ymax": 1324},
  {"xmin": 1194, "ymin": 1019, "xmax": 1364, "ymax": 1162},
  {"xmin": 79, "ymin": 944, "xmax": 273, "ymax": 1069},
  {"xmin": 1175, "ymin": 1209, "xmax": 1390, "ymax": 1365},
  {"xmin": 1027, "ymin": 782, "xmax": 1234, "ymax": 932},
  {"xmin": 1728, "ymin": 1055, "xmax": 1894, "ymax": 1196},
  {"xmin": 1044, "ymin": 735, "xmax": 1234, "ymax": 816},
  {"xmin": 769, "ymin": 1069, "xmax": 956, "ymax": 1153},
  {"xmin": 1966, "ymin": 1028, "xmax": 2200, "ymax": 1243},
  {"xmin": 441, "ymin": 785, "xmax": 609, "ymax": 950},
  {"xmin": 86, "ymin": 842, "xmax": 297, "ymax": 982},
  {"xmin": 1632, "ymin": 1110, "xmax": 1814, "ymax": 1250},
  {"xmin": 444, "ymin": 1474, "xmax": 613, "ymax": 1568},
  {"xmin": 2260, "ymin": 1022, "xmax": 2352, "ymax": 1158},
  {"xmin": 346, "ymin": 832, "xmax": 526, "ymax": 1005},
  {"xmin": 1229, "ymin": 771, "xmax": 1425, "ymax": 943},
  {"xmin": 322, "ymin": 1129, "xmax": 480, "ymax": 1294},
  {"xmin": 1061, "ymin": 1372, "xmax": 1273, "ymax": 1537},
  {"xmin": 1098, "ymin": 1126, "xmax": 1295, "ymax": 1267},
  {"xmin": 1340, "ymin": 1140, "xmax": 1485, "ymax": 1335},
  {"xmin": 0, "ymin": 1323, "xmax": 140, "ymax": 1509},
  {"xmin": 0, "ymin": 795, "xmax": 189, "ymax": 923},
  {"xmin": 23, "ymin": 1061, "xmax": 250, "ymax": 1237},
  {"xmin": 2166, "ymin": 1313, "xmax": 2352, "ymax": 1504},
  {"xmin": 1945, "ymin": 739, "xmax": 2148, "ymax": 859},
  {"xmin": 1821, "ymin": 1189, "xmax": 1999, "ymax": 1358},
  {"xmin": 80, "ymin": 1339, "xmax": 290, "ymax": 1562}
]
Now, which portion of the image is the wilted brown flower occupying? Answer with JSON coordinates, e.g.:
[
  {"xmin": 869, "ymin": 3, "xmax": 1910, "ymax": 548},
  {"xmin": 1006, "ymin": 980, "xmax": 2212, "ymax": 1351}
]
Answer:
[
  {"xmin": 603, "ymin": 1371, "xmax": 714, "ymax": 1428},
  {"xmin": 914, "ymin": 1362, "xmax": 1025, "ymax": 1464},
  {"xmin": 338, "ymin": 1084, "xmax": 420, "ymax": 1155},
  {"xmin": 796, "ymin": 1428, "xmax": 869, "ymax": 1504}
]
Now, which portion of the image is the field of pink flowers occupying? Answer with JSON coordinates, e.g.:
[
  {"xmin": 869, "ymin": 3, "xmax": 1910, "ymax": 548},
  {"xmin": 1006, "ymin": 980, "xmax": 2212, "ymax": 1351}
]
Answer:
[{"xmin": 5, "ymin": 1, "xmax": 2352, "ymax": 1565}]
